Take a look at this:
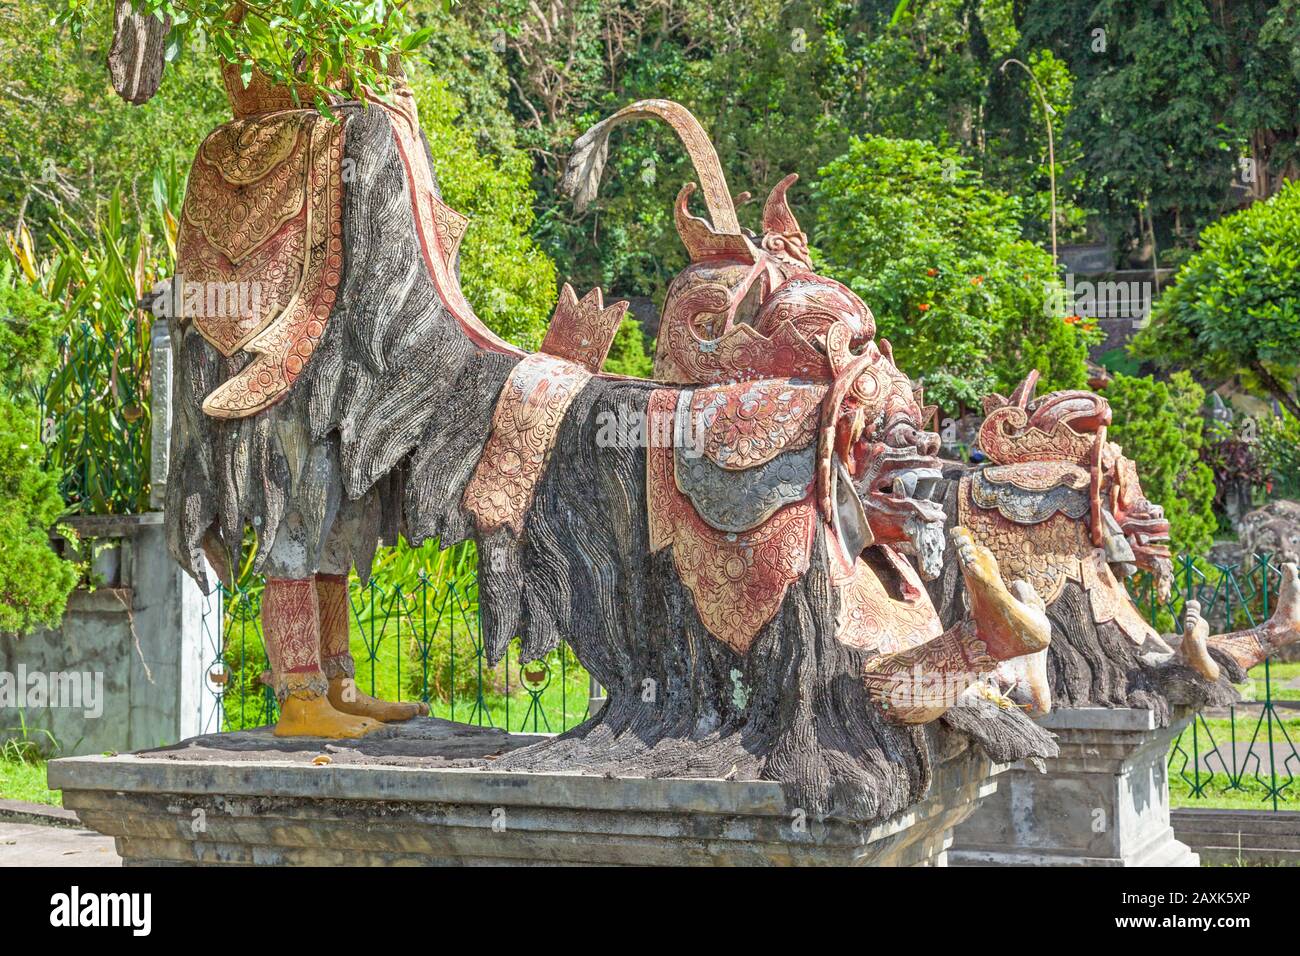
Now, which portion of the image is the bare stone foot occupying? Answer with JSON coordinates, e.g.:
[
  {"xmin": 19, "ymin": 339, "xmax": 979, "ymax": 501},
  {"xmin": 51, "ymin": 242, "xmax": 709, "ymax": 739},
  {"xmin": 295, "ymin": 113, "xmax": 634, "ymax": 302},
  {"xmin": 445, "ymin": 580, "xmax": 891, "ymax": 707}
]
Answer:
[
  {"xmin": 953, "ymin": 526, "xmax": 1051, "ymax": 660},
  {"xmin": 1016, "ymin": 647, "xmax": 1052, "ymax": 717},
  {"xmin": 1178, "ymin": 600, "xmax": 1220, "ymax": 682},
  {"xmin": 329, "ymin": 677, "xmax": 430, "ymax": 722},
  {"xmin": 274, "ymin": 694, "xmax": 383, "ymax": 738}
]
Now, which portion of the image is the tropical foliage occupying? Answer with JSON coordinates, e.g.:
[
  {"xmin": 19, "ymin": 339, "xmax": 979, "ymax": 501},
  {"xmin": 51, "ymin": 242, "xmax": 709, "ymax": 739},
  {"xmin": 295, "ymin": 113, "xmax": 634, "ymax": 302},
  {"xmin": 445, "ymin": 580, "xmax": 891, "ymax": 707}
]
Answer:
[
  {"xmin": 813, "ymin": 136, "xmax": 1095, "ymax": 413},
  {"xmin": 0, "ymin": 263, "xmax": 80, "ymax": 635},
  {"xmin": 0, "ymin": 0, "xmax": 1296, "ymax": 593},
  {"xmin": 1105, "ymin": 371, "xmax": 1218, "ymax": 557},
  {"xmin": 1133, "ymin": 179, "xmax": 1300, "ymax": 421}
]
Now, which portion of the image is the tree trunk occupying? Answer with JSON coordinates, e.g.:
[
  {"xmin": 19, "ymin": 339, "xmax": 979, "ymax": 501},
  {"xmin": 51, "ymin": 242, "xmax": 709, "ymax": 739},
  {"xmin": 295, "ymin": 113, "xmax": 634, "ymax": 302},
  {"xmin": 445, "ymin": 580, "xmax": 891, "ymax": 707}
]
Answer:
[{"xmin": 1250, "ymin": 360, "xmax": 1300, "ymax": 420}]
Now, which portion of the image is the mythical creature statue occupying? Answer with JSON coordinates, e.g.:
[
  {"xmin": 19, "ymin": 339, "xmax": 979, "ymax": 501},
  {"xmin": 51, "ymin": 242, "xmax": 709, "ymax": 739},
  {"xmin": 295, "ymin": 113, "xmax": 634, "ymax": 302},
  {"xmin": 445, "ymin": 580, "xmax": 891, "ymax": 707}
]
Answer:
[
  {"xmin": 111, "ymin": 3, "xmax": 1057, "ymax": 815},
  {"xmin": 924, "ymin": 371, "xmax": 1300, "ymax": 722}
]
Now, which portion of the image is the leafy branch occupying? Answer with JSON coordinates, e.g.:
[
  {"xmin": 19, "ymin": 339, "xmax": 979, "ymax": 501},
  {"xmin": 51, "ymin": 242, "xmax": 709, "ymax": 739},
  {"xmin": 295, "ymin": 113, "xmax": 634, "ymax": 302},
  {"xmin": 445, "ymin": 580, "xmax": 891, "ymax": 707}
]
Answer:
[{"xmin": 57, "ymin": 0, "xmax": 452, "ymax": 106}]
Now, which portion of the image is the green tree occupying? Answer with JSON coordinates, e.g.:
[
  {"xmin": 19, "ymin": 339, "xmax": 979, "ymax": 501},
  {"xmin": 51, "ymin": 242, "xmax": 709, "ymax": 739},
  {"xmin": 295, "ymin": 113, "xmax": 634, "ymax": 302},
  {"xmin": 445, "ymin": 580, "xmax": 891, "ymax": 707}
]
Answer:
[
  {"xmin": 1022, "ymin": 0, "xmax": 1300, "ymax": 256},
  {"xmin": 411, "ymin": 59, "xmax": 559, "ymax": 348},
  {"xmin": 1105, "ymin": 371, "xmax": 1217, "ymax": 557},
  {"xmin": 811, "ymin": 136, "xmax": 1094, "ymax": 413},
  {"xmin": 1258, "ymin": 411, "xmax": 1300, "ymax": 500},
  {"xmin": 1, "ymin": 0, "xmax": 226, "ymax": 240},
  {"xmin": 601, "ymin": 317, "xmax": 653, "ymax": 377},
  {"xmin": 1132, "ymin": 179, "xmax": 1300, "ymax": 419},
  {"xmin": 0, "ymin": 264, "xmax": 79, "ymax": 635}
]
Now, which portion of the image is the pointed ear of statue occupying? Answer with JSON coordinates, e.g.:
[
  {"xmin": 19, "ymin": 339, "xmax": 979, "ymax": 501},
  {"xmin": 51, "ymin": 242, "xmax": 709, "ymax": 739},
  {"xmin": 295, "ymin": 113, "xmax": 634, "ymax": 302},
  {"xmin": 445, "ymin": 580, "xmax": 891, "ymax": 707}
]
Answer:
[
  {"xmin": 673, "ymin": 183, "xmax": 755, "ymax": 263},
  {"xmin": 1007, "ymin": 369, "xmax": 1041, "ymax": 410},
  {"xmin": 107, "ymin": 0, "xmax": 171, "ymax": 105},
  {"xmin": 762, "ymin": 173, "xmax": 804, "ymax": 237}
]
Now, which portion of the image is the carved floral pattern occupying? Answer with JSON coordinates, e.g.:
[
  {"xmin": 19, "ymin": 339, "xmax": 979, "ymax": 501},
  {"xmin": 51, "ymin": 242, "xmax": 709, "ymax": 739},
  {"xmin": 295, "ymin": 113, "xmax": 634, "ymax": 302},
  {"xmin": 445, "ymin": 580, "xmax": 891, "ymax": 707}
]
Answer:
[
  {"xmin": 539, "ymin": 284, "xmax": 629, "ymax": 373},
  {"xmin": 464, "ymin": 354, "xmax": 592, "ymax": 535},
  {"xmin": 198, "ymin": 114, "xmax": 345, "ymax": 417},
  {"xmin": 836, "ymin": 546, "xmax": 942, "ymax": 656},
  {"xmin": 959, "ymin": 474, "xmax": 1163, "ymax": 647},
  {"xmin": 262, "ymin": 576, "xmax": 325, "ymax": 701},
  {"xmin": 316, "ymin": 573, "xmax": 353, "ymax": 677},
  {"xmin": 690, "ymin": 379, "xmax": 825, "ymax": 470},
  {"xmin": 959, "ymin": 474, "xmax": 1091, "ymax": 607},
  {"xmin": 647, "ymin": 388, "xmax": 816, "ymax": 654}
]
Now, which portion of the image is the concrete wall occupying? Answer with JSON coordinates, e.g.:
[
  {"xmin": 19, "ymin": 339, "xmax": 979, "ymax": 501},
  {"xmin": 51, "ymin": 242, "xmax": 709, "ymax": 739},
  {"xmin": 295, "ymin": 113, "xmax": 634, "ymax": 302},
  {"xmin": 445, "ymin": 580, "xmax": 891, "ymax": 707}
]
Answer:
[{"xmin": 0, "ymin": 513, "xmax": 221, "ymax": 757}]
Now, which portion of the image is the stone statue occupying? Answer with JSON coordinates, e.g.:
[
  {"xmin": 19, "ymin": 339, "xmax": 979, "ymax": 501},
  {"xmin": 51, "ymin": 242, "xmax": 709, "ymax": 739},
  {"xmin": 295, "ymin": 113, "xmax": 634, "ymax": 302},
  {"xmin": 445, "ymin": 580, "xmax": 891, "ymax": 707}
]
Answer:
[
  {"xmin": 112, "ymin": 3, "xmax": 1057, "ymax": 816},
  {"xmin": 923, "ymin": 370, "xmax": 1300, "ymax": 722}
]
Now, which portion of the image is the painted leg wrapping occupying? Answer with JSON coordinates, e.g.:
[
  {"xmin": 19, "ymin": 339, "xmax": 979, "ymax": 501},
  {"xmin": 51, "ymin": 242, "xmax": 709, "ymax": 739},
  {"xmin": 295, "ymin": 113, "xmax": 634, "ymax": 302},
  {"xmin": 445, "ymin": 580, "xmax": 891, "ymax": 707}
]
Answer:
[
  {"xmin": 316, "ymin": 573, "xmax": 356, "ymax": 681},
  {"xmin": 263, "ymin": 576, "xmax": 329, "ymax": 703},
  {"xmin": 862, "ymin": 620, "xmax": 998, "ymax": 723}
]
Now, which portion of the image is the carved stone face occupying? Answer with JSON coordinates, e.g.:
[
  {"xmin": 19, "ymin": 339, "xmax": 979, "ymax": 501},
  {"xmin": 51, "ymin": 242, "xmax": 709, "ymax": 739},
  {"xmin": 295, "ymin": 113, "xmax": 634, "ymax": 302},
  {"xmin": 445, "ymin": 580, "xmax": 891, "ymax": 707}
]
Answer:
[
  {"xmin": 652, "ymin": 173, "xmax": 946, "ymax": 581},
  {"xmin": 832, "ymin": 357, "xmax": 946, "ymax": 580},
  {"xmin": 1104, "ymin": 450, "xmax": 1173, "ymax": 600}
]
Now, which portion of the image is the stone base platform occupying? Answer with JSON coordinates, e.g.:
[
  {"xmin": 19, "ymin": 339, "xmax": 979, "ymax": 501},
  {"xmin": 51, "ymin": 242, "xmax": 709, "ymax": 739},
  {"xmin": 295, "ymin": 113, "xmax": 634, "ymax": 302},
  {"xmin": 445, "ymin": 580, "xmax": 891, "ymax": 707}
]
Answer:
[
  {"xmin": 50, "ymin": 718, "xmax": 1006, "ymax": 866},
  {"xmin": 949, "ymin": 707, "xmax": 1199, "ymax": 867}
]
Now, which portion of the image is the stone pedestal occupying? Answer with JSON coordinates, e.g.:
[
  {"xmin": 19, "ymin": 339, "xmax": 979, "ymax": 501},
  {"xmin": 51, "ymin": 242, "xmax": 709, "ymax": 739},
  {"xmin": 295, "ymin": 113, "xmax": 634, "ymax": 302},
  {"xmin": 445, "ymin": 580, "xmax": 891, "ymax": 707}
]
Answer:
[
  {"xmin": 50, "ymin": 718, "xmax": 1006, "ymax": 866},
  {"xmin": 949, "ymin": 707, "xmax": 1199, "ymax": 867}
]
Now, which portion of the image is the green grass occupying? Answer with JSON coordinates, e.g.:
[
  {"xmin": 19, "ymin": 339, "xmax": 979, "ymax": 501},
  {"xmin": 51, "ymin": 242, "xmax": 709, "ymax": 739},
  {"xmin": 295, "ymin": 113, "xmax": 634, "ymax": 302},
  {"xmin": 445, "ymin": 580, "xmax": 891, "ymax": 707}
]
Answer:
[
  {"xmin": 1169, "ymin": 713, "xmax": 1300, "ymax": 811},
  {"xmin": 0, "ymin": 755, "xmax": 59, "ymax": 806},
  {"xmin": 1239, "ymin": 660, "xmax": 1300, "ymax": 703}
]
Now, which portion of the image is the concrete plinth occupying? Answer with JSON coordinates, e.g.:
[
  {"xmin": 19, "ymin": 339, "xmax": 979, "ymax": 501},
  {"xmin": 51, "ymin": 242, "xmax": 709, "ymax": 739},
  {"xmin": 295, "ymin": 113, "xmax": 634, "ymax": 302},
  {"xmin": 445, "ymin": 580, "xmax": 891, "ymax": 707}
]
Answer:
[
  {"xmin": 949, "ymin": 707, "xmax": 1199, "ymax": 867},
  {"xmin": 50, "ymin": 718, "xmax": 1007, "ymax": 866}
]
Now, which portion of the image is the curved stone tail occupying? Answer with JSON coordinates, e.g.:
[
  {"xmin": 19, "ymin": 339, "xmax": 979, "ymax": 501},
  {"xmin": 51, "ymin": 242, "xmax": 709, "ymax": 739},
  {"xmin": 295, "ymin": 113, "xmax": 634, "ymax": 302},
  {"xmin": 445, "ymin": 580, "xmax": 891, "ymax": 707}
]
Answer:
[{"xmin": 561, "ymin": 99, "xmax": 742, "ymax": 233}]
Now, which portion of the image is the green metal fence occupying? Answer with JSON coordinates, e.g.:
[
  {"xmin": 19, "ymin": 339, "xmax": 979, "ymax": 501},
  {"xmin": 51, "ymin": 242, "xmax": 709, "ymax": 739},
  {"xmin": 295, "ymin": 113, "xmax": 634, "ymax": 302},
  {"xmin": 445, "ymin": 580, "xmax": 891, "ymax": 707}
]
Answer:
[
  {"xmin": 200, "ymin": 552, "xmax": 1298, "ymax": 803},
  {"xmin": 1131, "ymin": 554, "xmax": 1298, "ymax": 812},
  {"xmin": 200, "ymin": 572, "xmax": 592, "ymax": 737}
]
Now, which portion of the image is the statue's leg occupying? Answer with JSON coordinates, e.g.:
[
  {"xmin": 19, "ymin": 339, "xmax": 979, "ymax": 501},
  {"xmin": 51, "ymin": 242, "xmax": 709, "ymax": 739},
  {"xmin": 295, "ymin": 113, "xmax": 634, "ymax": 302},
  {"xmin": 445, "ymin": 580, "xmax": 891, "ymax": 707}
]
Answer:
[
  {"xmin": 263, "ymin": 576, "xmax": 381, "ymax": 738},
  {"xmin": 1198, "ymin": 562, "xmax": 1300, "ymax": 675},
  {"xmin": 316, "ymin": 570, "xmax": 429, "ymax": 722},
  {"xmin": 863, "ymin": 527, "xmax": 1051, "ymax": 723}
]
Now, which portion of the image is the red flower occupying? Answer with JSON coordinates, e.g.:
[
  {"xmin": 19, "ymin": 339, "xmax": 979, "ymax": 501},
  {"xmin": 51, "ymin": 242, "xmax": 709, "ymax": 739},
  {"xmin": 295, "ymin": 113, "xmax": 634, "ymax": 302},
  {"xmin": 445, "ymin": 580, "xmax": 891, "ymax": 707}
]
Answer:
[
  {"xmin": 918, "ymin": 303, "xmax": 930, "ymax": 312},
  {"xmin": 926, "ymin": 268, "xmax": 938, "ymax": 277}
]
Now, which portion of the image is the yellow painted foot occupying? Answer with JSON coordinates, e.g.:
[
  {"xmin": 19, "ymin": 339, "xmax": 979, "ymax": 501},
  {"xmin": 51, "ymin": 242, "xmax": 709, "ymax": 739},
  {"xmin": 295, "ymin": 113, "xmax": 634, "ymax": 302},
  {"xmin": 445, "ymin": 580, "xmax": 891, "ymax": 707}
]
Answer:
[
  {"xmin": 274, "ymin": 694, "xmax": 383, "ymax": 738},
  {"xmin": 953, "ymin": 526, "xmax": 1051, "ymax": 660},
  {"xmin": 328, "ymin": 677, "xmax": 430, "ymax": 723}
]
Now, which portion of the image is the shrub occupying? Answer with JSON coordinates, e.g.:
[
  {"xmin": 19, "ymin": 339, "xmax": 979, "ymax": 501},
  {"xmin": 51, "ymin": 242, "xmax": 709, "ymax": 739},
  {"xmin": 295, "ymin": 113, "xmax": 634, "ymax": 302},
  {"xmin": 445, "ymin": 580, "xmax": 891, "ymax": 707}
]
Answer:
[
  {"xmin": 602, "ymin": 317, "xmax": 653, "ymax": 378},
  {"xmin": 811, "ymin": 136, "xmax": 1096, "ymax": 413},
  {"xmin": 1133, "ymin": 180, "xmax": 1300, "ymax": 420},
  {"xmin": 0, "ymin": 261, "xmax": 79, "ymax": 635},
  {"xmin": 1104, "ymin": 371, "xmax": 1217, "ymax": 557},
  {"xmin": 1258, "ymin": 412, "xmax": 1300, "ymax": 501}
]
